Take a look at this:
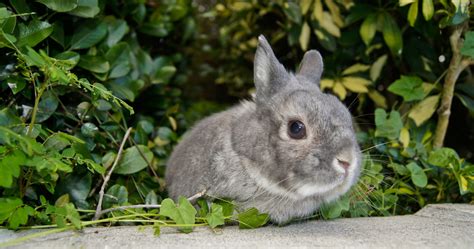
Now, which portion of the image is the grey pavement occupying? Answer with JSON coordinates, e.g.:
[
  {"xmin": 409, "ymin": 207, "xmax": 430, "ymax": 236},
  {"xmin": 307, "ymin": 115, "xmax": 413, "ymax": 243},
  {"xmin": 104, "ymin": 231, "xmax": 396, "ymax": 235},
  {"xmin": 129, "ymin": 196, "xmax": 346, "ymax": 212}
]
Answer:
[{"xmin": 1, "ymin": 203, "xmax": 473, "ymax": 248}]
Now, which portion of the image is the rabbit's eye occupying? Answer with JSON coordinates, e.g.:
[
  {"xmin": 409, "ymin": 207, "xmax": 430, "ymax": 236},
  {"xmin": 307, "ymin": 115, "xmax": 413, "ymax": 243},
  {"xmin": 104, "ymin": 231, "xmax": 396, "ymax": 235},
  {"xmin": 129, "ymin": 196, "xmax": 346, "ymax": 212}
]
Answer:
[{"xmin": 288, "ymin": 120, "xmax": 306, "ymax": 139}]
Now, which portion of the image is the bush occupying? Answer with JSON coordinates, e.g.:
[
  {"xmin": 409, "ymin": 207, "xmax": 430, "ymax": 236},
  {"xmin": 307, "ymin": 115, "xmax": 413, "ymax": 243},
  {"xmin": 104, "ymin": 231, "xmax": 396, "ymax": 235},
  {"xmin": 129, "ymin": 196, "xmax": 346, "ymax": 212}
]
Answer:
[{"xmin": 0, "ymin": 0, "xmax": 473, "ymax": 233}]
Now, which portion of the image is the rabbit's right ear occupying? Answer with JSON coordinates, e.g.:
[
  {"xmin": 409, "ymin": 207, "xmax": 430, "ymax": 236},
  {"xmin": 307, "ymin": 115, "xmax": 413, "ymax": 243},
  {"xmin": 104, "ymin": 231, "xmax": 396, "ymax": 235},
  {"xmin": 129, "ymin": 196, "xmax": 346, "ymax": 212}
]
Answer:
[{"xmin": 254, "ymin": 35, "xmax": 287, "ymax": 101}]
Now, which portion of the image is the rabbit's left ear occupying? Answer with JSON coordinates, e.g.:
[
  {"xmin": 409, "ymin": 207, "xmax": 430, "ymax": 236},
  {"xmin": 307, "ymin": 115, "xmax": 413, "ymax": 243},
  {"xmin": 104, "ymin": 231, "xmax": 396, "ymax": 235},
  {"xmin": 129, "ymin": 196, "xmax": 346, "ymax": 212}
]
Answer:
[{"xmin": 297, "ymin": 50, "xmax": 324, "ymax": 87}]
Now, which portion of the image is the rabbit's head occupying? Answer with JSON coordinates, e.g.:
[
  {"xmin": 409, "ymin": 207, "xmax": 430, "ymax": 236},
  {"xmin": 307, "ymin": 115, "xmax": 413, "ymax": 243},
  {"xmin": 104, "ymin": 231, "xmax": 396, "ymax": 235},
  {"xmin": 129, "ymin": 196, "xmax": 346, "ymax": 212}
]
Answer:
[{"xmin": 234, "ymin": 36, "xmax": 361, "ymax": 202}]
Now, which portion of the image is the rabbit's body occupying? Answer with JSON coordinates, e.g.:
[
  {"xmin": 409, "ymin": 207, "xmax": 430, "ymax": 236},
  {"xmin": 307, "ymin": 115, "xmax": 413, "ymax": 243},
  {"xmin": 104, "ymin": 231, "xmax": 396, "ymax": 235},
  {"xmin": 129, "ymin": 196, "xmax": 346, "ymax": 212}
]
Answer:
[{"xmin": 166, "ymin": 36, "xmax": 361, "ymax": 224}]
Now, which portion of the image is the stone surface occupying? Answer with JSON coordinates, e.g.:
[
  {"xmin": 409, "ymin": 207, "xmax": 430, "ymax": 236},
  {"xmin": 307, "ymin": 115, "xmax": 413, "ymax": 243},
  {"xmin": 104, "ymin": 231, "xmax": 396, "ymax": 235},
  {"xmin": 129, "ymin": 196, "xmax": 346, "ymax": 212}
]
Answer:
[{"xmin": 1, "ymin": 204, "xmax": 473, "ymax": 248}]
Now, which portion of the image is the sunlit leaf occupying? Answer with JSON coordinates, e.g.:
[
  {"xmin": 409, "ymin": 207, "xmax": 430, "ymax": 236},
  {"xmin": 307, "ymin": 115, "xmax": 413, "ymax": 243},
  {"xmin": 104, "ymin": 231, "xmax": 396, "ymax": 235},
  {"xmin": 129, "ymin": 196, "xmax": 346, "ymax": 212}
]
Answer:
[
  {"xmin": 299, "ymin": 22, "xmax": 311, "ymax": 51},
  {"xmin": 408, "ymin": 95, "xmax": 440, "ymax": 126},
  {"xmin": 342, "ymin": 64, "xmax": 370, "ymax": 75},
  {"xmin": 407, "ymin": 1, "xmax": 418, "ymax": 26},
  {"xmin": 422, "ymin": 0, "xmax": 434, "ymax": 21},
  {"xmin": 382, "ymin": 13, "xmax": 403, "ymax": 55},
  {"xmin": 360, "ymin": 14, "xmax": 377, "ymax": 46},
  {"xmin": 333, "ymin": 81, "xmax": 347, "ymax": 99},
  {"xmin": 370, "ymin": 54, "xmax": 388, "ymax": 82},
  {"xmin": 341, "ymin": 77, "xmax": 370, "ymax": 93},
  {"xmin": 399, "ymin": 127, "xmax": 410, "ymax": 148}
]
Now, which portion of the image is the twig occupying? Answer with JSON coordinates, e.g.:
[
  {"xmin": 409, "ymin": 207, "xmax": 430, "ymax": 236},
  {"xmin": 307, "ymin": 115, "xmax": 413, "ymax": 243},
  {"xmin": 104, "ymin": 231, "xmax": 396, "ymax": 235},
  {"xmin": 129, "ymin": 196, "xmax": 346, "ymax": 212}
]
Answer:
[
  {"xmin": 97, "ymin": 189, "xmax": 207, "ymax": 216},
  {"xmin": 433, "ymin": 22, "xmax": 469, "ymax": 148},
  {"xmin": 93, "ymin": 127, "xmax": 133, "ymax": 220}
]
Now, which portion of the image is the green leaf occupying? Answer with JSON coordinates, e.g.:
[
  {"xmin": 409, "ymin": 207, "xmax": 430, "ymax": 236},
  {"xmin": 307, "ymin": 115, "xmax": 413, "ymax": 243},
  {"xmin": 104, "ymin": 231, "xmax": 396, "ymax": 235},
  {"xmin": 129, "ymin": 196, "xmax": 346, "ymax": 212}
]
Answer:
[
  {"xmin": 388, "ymin": 76, "xmax": 425, "ymax": 101},
  {"xmin": 456, "ymin": 93, "xmax": 474, "ymax": 112},
  {"xmin": 390, "ymin": 163, "xmax": 410, "ymax": 176},
  {"xmin": 374, "ymin": 109, "xmax": 403, "ymax": 140},
  {"xmin": 9, "ymin": 205, "xmax": 34, "ymax": 229},
  {"xmin": 0, "ymin": 198, "xmax": 23, "ymax": 223},
  {"xmin": 105, "ymin": 17, "xmax": 129, "ymax": 47},
  {"xmin": 206, "ymin": 203, "xmax": 225, "ymax": 228},
  {"xmin": 0, "ymin": 150, "xmax": 25, "ymax": 188},
  {"xmin": 407, "ymin": 1, "xmax": 418, "ymax": 27},
  {"xmin": 428, "ymin": 148, "xmax": 459, "ymax": 167},
  {"xmin": 460, "ymin": 31, "xmax": 474, "ymax": 59},
  {"xmin": 68, "ymin": 0, "xmax": 100, "ymax": 18},
  {"xmin": 360, "ymin": 14, "xmax": 377, "ymax": 46},
  {"xmin": 283, "ymin": 2, "xmax": 302, "ymax": 24},
  {"xmin": 9, "ymin": 0, "xmax": 31, "ymax": 16},
  {"xmin": 159, "ymin": 197, "xmax": 197, "ymax": 233},
  {"xmin": 103, "ymin": 184, "xmax": 128, "ymax": 209},
  {"xmin": 106, "ymin": 42, "xmax": 131, "ymax": 78},
  {"xmin": 36, "ymin": 91, "xmax": 59, "ymax": 123},
  {"xmin": 299, "ymin": 22, "xmax": 311, "ymax": 51},
  {"xmin": 17, "ymin": 20, "xmax": 53, "ymax": 47},
  {"xmin": 145, "ymin": 190, "xmax": 158, "ymax": 205},
  {"xmin": 55, "ymin": 173, "xmax": 91, "ymax": 209},
  {"xmin": 69, "ymin": 21, "xmax": 107, "ymax": 50},
  {"xmin": 55, "ymin": 51, "xmax": 80, "ymax": 70},
  {"xmin": 238, "ymin": 208, "xmax": 269, "ymax": 229},
  {"xmin": 78, "ymin": 55, "xmax": 110, "ymax": 73},
  {"xmin": 320, "ymin": 195, "xmax": 350, "ymax": 219},
  {"xmin": 37, "ymin": 0, "xmax": 78, "ymax": 12},
  {"xmin": 370, "ymin": 54, "xmax": 388, "ymax": 82},
  {"xmin": 113, "ymin": 145, "xmax": 153, "ymax": 175},
  {"xmin": 406, "ymin": 162, "xmax": 427, "ymax": 188},
  {"xmin": 408, "ymin": 95, "xmax": 440, "ymax": 126},
  {"xmin": 422, "ymin": 0, "xmax": 434, "ymax": 21},
  {"xmin": 81, "ymin": 122, "xmax": 98, "ymax": 137},
  {"xmin": 44, "ymin": 133, "xmax": 71, "ymax": 151},
  {"xmin": 382, "ymin": 13, "xmax": 403, "ymax": 55}
]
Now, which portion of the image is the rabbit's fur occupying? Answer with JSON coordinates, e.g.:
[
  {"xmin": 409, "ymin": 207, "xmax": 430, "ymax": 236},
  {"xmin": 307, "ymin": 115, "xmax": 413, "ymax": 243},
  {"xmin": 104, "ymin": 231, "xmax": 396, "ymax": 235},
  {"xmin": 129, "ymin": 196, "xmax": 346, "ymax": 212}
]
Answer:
[{"xmin": 166, "ymin": 35, "xmax": 361, "ymax": 224}]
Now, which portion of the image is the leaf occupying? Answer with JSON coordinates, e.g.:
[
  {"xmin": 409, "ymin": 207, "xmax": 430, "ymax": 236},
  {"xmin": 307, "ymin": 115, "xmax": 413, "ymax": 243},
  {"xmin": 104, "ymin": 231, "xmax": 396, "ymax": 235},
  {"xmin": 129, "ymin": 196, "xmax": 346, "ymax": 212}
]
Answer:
[
  {"xmin": 341, "ymin": 77, "xmax": 370, "ymax": 93},
  {"xmin": 456, "ymin": 93, "xmax": 474, "ymax": 112},
  {"xmin": 320, "ymin": 195, "xmax": 350, "ymax": 219},
  {"xmin": 106, "ymin": 42, "xmax": 131, "ymax": 78},
  {"xmin": 300, "ymin": 0, "xmax": 313, "ymax": 15},
  {"xmin": 36, "ymin": 91, "xmax": 59, "ymax": 123},
  {"xmin": 159, "ymin": 197, "xmax": 197, "ymax": 233},
  {"xmin": 460, "ymin": 31, "xmax": 474, "ymax": 59},
  {"xmin": 68, "ymin": 0, "xmax": 100, "ymax": 18},
  {"xmin": 320, "ymin": 11, "xmax": 340, "ymax": 37},
  {"xmin": 69, "ymin": 21, "xmax": 107, "ymax": 50},
  {"xmin": 370, "ymin": 54, "xmax": 388, "ymax": 82},
  {"xmin": 145, "ymin": 190, "xmax": 158, "ymax": 205},
  {"xmin": 399, "ymin": 0, "xmax": 416, "ymax": 6},
  {"xmin": 55, "ymin": 173, "xmax": 91, "ymax": 209},
  {"xmin": 342, "ymin": 64, "xmax": 370, "ymax": 75},
  {"xmin": 407, "ymin": 1, "xmax": 418, "ymax": 27},
  {"xmin": 37, "ymin": 0, "xmax": 78, "ymax": 12},
  {"xmin": 333, "ymin": 82, "xmax": 347, "ymax": 99},
  {"xmin": 390, "ymin": 163, "xmax": 410, "ymax": 176},
  {"xmin": 103, "ymin": 184, "xmax": 128, "ymax": 209},
  {"xmin": 17, "ymin": 20, "xmax": 53, "ymax": 47},
  {"xmin": 206, "ymin": 203, "xmax": 225, "ymax": 228},
  {"xmin": 0, "ymin": 198, "xmax": 23, "ymax": 223},
  {"xmin": 382, "ymin": 13, "xmax": 403, "ymax": 55},
  {"xmin": 428, "ymin": 148, "xmax": 459, "ymax": 167},
  {"xmin": 388, "ymin": 76, "xmax": 425, "ymax": 101},
  {"xmin": 0, "ymin": 150, "xmax": 25, "ymax": 188},
  {"xmin": 406, "ymin": 162, "xmax": 427, "ymax": 188},
  {"xmin": 422, "ymin": 0, "xmax": 434, "ymax": 20},
  {"xmin": 9, "ymin": 205, "xmax": 34, "ymax": 229},
  {"xmin": 113, "ymin": 145, "xmax": 153, "ymax": 175},
  {"xmin": 299, "ymin": 22, "xmax": 311, "ymax": 51},
  {"xmin": 283, "ymin": 2, "xmax": 302, "ymax": 24},
  {"xmin": 368, "ymin": 89, "xmax": 387, "ymax": 108},
  {"xmin": 105, "ymin": 17, "xmax": 129, "ymax": 47},
  {"xmin": 374, "ymin": 109, "xmax": 403, "ymax": 140},
  {"xmin": 408, "ymin": 95, "xmax": 440, "ymax": 126},
  {"xmin": 360, "ymin": 14, "xmax": 377, "ymax": 46},
  {"xmin": 55, "ymin": 51, "xmax": 80, "ymax": 70},
  {"xmin": 78, "ymin": 55, "xmax": 110, "ymax": 73},
  {"xmin": 399, "ymin": 127, "xmax": 410, "ymax": 148},
  {"xmin": 320, "ymin": 78, "xmax": 334, "ymax": 90},
  {"xmin": 238, "ymin": 207, "xmax": 269, "ymax": 229}
]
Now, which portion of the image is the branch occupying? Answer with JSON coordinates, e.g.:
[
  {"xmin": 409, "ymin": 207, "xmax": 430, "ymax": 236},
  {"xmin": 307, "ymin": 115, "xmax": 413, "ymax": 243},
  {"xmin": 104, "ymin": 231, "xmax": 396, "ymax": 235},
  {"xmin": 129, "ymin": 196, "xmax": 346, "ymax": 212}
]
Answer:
[
  {"xmin": 96, "ymin": 189, "xmax": 207, "ymax": 216},
  {"xmin": 433, "ymin": 23, "xmax": 470, "ymax": 148},
  {"xmin": 93, "ymin": 127, "xmax": 133, "ymax": 220}
]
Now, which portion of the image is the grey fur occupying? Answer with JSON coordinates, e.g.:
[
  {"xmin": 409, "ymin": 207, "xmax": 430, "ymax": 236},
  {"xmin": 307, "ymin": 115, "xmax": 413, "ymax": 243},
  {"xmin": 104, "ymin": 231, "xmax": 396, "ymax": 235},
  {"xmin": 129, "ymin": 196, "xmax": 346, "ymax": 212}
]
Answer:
[{"xmin": 165, "ymin": 35, "xmax": 361, "ymax": 224}]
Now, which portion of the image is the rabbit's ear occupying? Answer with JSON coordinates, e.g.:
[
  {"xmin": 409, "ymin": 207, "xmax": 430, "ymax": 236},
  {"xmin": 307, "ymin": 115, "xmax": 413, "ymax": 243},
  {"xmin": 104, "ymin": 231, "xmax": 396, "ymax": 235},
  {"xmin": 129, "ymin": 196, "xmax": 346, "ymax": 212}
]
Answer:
[
  {"xmin": 254, "ymin": 35, "xmax": 287, "ymax": 100},
  {"xmin": 297, "ymin": 50, "xmax": 324, "ymax": 87}
]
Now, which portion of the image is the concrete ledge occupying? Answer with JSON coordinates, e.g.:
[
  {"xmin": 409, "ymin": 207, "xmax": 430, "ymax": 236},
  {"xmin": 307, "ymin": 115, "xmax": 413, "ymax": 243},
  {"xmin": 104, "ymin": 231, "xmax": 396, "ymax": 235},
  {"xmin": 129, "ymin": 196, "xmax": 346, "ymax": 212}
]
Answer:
[{"xmin": 1, "ymin": 204, "xmax": 473, "ymax": 248}]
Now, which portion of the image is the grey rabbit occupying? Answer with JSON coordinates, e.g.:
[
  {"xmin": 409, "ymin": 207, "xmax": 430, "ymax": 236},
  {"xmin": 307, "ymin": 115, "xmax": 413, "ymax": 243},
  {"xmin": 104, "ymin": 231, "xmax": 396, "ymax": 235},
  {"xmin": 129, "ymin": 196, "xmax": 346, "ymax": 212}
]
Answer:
[{"xmin": 165, "ymin": 35, "xmax": 361, "ymax": 224}]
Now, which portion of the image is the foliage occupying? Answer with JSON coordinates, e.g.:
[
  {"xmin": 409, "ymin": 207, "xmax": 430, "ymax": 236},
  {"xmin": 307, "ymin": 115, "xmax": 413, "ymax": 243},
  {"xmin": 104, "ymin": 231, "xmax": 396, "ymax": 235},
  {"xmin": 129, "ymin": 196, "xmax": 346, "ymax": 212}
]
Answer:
[{"xmin": 0, "ymin": 0, "xmax": 474, "ymax": 240}]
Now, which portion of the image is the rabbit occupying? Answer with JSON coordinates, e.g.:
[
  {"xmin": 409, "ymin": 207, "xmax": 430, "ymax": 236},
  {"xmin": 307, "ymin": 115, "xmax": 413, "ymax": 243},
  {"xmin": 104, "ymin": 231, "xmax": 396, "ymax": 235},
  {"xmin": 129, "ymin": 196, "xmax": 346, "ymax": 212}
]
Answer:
[{"xmin": 165, "ymin": 35, "xmax": 361, "ymax": 224}]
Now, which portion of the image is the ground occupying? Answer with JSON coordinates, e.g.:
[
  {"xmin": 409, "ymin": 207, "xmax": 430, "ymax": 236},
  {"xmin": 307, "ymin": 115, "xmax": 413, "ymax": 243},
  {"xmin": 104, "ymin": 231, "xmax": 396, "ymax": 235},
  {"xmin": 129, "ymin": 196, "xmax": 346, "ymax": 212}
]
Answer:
[{"xmin": 1, "ymin": 204, "xmax": 473, "ymax": 248}]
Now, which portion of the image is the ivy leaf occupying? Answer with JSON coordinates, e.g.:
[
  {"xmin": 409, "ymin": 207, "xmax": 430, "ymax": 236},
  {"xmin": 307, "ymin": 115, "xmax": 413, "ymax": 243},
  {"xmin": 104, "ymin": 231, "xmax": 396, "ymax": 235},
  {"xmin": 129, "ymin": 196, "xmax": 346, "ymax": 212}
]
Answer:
[
  {"xmin": 374, "ymin": 109, "xmax": 403, "ymax": 140},
  {"xmin": 0, "ymin": 198, "xmax": 23, "ymax": 224},
  {"xmin": 408, "ymin": 95, "xmax": 440, "ymax": 126},
  {"xmin": 238, "ymin": 207, "xmax": 269, "ymax": 229},
  {"xmin": 9, "ymin": 205, "xmax": 34, "ymax": 229},
  {"xmin": 206, "ymin": 203, "xmax": 225, "ymax": 228},
  {"xmin": 159, "ymin": 197, "xmax": 197, "ymax": 233},
  {"xmin": 37, "ymin": 0, "xmax": 78, "ymax": 12},
  {"xmin": 428, "ymin": 148, "xmax": 459, "ymax": 167},
  {"xmin": 320, "ymin": 195, "xmax": 350, "ymax": 219},
  {"xmin": 103, "ymin": 184, "xmax": 128, "ymax": 209},
  {"xmin": 406, "ymin": 162, "xmax": 427, "ymax": 188},
  {"xmin": 388, "ymin": 76, "xmax": 425, "ymax": 101},
  {"xmin": 113, "ymin": 145, "xmax": 153, "ymax": 175},
  {"xmin": 460, "ymin": 31, "xmax": 474, "ymax": 59},
  {"xmin": 0, "ymin": 150, "xmax": 24, "ymax": 188}
]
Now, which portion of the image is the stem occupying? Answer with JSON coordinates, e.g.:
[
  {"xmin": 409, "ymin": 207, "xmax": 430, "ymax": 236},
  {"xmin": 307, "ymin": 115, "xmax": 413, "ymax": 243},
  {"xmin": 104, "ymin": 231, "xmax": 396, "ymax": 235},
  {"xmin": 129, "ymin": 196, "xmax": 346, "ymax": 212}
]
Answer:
[
  {"xmin": 27, "ymin": 82, "xmax": 47, "ymax": 135},
  {"xmin": 93, "ymin": 127, "xmax": 133, "ymax": 220},
  {"xmin": 433, "ymin": 23, "xmax": 469, "ymax": 148}
]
